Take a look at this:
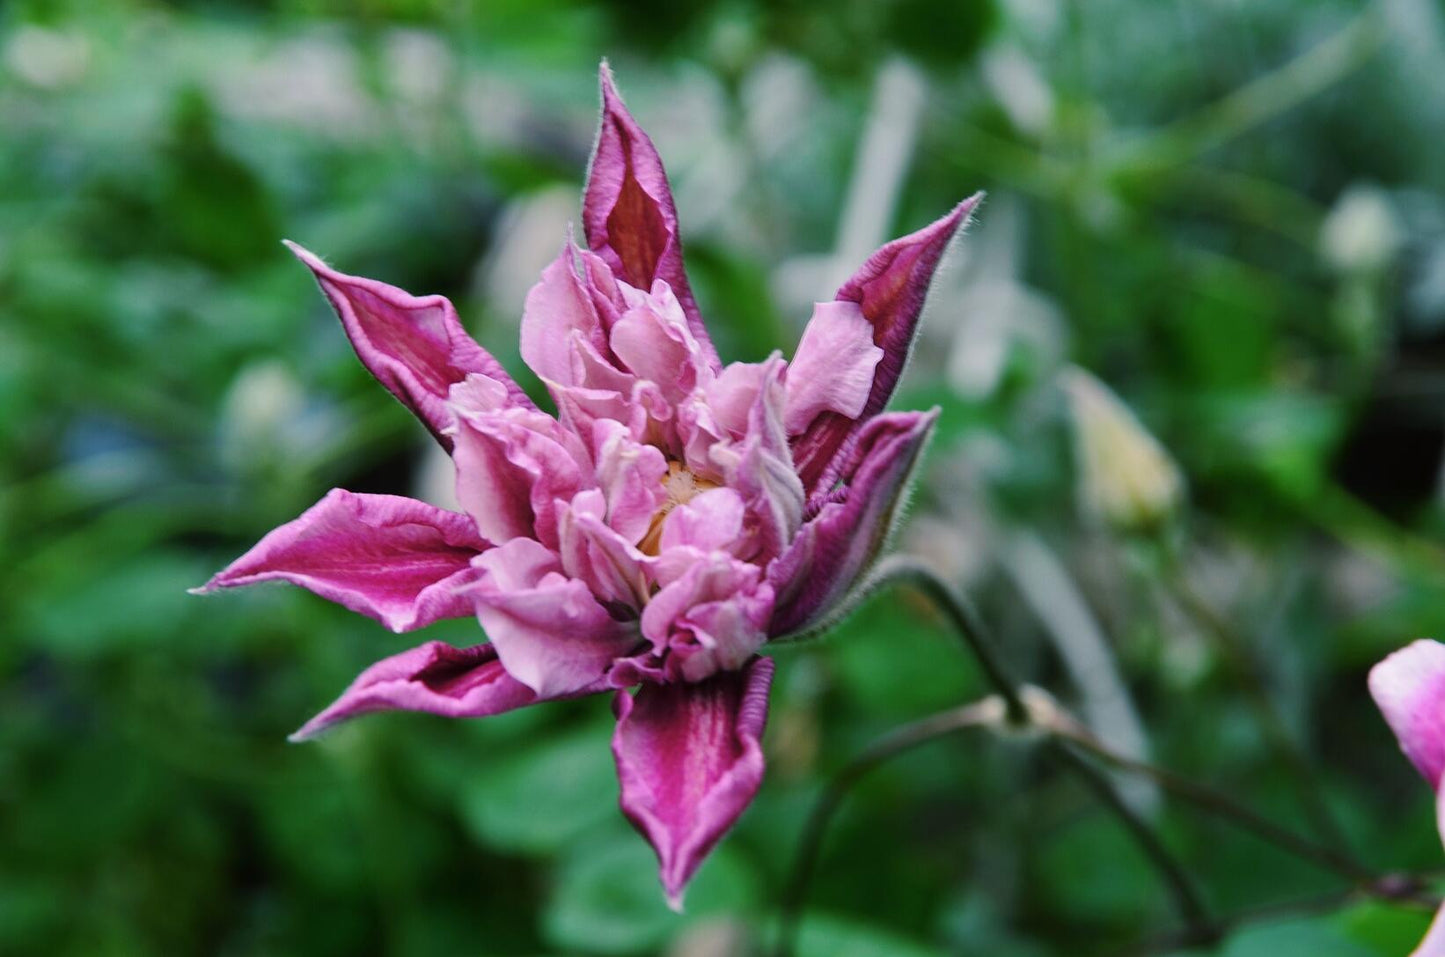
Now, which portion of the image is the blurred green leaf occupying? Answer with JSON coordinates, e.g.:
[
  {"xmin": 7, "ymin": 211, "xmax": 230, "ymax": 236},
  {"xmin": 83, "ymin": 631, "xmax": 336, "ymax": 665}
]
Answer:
[
  {"xmin": 795, "ymin": 913, "xmax": 945, "ymax": 957},
  {"xmin": 459, "ymin": 720, "xmax": 618, "ymax": 854},
  {"xmin": 1209, "ymin": 915, "xmax": 1378, "ymax": 957},
  {"xmin": 543, "ymin": 830, "xmax": 757, "ymax": 954}
]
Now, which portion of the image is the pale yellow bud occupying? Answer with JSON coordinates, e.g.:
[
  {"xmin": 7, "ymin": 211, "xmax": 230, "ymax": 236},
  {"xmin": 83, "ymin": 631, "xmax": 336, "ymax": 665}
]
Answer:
[
  {"xmin": 1320, "ymin": 184, "xmax": 1401, "ymax": 276},
  {"xmin": 219, "ymin": 359, "xmax": 306, "ymax": 471},
  {"xmin": 1062, "ymin": 367, "xmax": 1183, "ymax": 532}
]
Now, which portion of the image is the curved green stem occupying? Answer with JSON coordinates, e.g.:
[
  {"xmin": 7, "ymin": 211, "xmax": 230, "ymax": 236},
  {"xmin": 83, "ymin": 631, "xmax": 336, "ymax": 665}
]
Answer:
[
  {"xmin": 866, "ymin": 555, "xmax": 1031, "ymax": 723},
  {"xmin": 771, "ymin": 701, "xmax": 1006, "ymax": 957},
  {"xmin": 775, "ymin": 560, "xmax": 1211, "ymax": 955}
]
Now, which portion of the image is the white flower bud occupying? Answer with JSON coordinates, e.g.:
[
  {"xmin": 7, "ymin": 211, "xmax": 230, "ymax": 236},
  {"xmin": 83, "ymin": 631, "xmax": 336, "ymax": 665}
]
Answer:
[
  {"xmin": 1062, "ymin": 367, "xmax": 1183, "ymax": 532},
  {"xmin": 220, "ymin": 359, "xmax": 306, "ymax": 470},
  {"xmin": 1320, "ymin": 184, "xmax": 1402, "ymax": 276}
]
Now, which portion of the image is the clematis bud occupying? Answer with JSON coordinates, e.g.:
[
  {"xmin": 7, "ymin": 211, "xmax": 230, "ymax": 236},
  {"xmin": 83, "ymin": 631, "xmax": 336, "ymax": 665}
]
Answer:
[
  {"xmin": 1320, "ymin": 183, "xmax": 1401, "ymax": 277},
  {"xmin": 1062, "ymin": 367, "xmax": 1182, "ymax": 533}
]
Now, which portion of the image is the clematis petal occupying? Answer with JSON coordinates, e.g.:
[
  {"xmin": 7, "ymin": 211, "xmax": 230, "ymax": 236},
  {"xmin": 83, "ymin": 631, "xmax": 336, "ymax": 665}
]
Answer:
[
  {"xmin": 659, "ymin": 488, "xmax": 746, "ymax": 556},
  {"xmin": 520, "ymin": 240, "xmax": 614, "ymax": 387},
  {"xmin": 583, "ymin": 63, "xmax": 719, "ymax": 371},
  {"xmin": 609, "ymin": 280, "xmax": 707, "ymax": 404},
  {"xmin": 468, "ymin": 538, "xmax": 639, "ymax": 698},
  {"xmin": 711, "ymin": 357, "xmax": 804, "ymax": 564},
  {"xmin": 290, "ymin": 641, "xmax": 543, "ymax": 741},
  {"xmin": 558, "ymin": 489, "xmax": 653, "ymax": 611},
  {"xmin": 450, "ymin": 403, "xmax": 587, "ymax": 550},
  {"xmin": 1369, "ymin": 639, "xmax": 1445, "ymax": 789},
  {"xmin": 593, "ymin": 419, "xmax": 669, "ymax": 543},
  {"xmin": 769, "ymin": 409, "xmax": 939, "ymax": 637},
  {"xmin": 285, "ymin": 242, "xmax": 533, "ymax": 448},
  {"xmin": 790, "ymin": 196, "xmax": 979, "ymax": 491},
  {"xmin": 611, "ymin": 656, "xmax": 774, "ymax": 910},
  {"xmin": 1415, "ymin": 881, "xmax": 1445, "ymax": 956},
  {"xmin": 705, "ymin": 361, "xmax": 768, "ymax": 440},
  {"xmin": 784, "ymin": 300, "xmax": 884, "ymax": 435},
  {"xmin": 193, "ymin": 489, "xmax": 486, "ymax": 632},
  {"xmin": 642, "ymin": 553, "xmax": 772, "ymax": 683}
]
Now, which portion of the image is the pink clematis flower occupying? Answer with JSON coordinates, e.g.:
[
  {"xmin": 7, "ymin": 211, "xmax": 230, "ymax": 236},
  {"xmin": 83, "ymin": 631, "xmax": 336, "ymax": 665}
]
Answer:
[
  {"xmin": 1369, "ymin": 639, "xmax": 1445, "ymax": 955},
  {"xmin": 197, "ymin": 63, "xmax": 980, "ymax": 907}
]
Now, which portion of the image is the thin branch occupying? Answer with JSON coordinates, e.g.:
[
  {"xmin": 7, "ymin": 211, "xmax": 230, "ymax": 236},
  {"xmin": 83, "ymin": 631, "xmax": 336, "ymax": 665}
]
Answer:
[
  {"xmin": 874, "ymin": 559, "xmax": 1211, "ymax": 929},
  {"xmin": 776, "ymin": 560, "xmax": 1212, "ymax": 955},
  {"xmin": 1165, "ymin": 561, "xmax": 1357, "ymax": 856},
  {"xmin": 1048, "ymin": 740, "xmax": 1213, "ymax": 936},
  {"xmin": 772, "ymin": 699, "xmax": 1005, "ymax": 957},
  {"xmin": 866, "ymin": 555, "xmax": 1030, "ymax": 723},
  {"xmin": 772, "ymin": 688, "xmax": 1437, "ymax": 957},
  {"xmin": 1050, "ymin": 728, "xmax": 1392, "ymax": 892}
]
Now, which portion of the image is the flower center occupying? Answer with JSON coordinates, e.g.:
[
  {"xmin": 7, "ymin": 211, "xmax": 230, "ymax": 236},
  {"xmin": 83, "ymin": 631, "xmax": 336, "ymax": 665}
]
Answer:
[{"xmin": 638, "ymin": 462, "xmax": 718, "ymax": 555}]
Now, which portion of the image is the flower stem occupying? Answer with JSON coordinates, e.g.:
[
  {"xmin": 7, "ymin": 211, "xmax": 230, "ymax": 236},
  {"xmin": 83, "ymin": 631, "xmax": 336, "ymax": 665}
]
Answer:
[
  {"xmin": 1050, "ymin": 725, "xmax": 1378, "ymax": 889},
  {"xmin": 1047, "ymin": 739, "xmax": 1213, "ymax": 932},
  {"xmin": 771, "ymin": 700, "xmax": 1007, "ymax": 957},
  {"xmin": 775, "ymin": 559, "xmax": 1212, "ymax": 954},
  {"xmin": 866, "ymin": 555, "xmax": 1031, "ymax": 724}
]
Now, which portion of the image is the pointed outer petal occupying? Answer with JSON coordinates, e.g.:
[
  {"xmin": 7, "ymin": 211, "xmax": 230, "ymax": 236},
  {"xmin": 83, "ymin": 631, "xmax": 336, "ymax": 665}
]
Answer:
[
  {"xmin": 284, "ymin": 241, "xmax": 534, "ymax": 447},
  {"xmin": 784, "ymin": 301, "xmax": 884, "ymax": 436},
  {"xmin": 583, "ymin": 64, "xmax": 720, "ymax": 372},
  {"xmin": 558, "ymin": 490, "xmax": 653, "ymax": 611},
  {"xmin": 608, "ymin": 281, "xmax": 706, "ymax": 404},
  {"xmin": 789, "ymin": 195, "xmax": 980, "ymax": 492},
  {"xmin": 659, "ymin": 487, "xmax": 747, "ymax": 555},
  {"xmin": 520, "ymin": 241, "xmax": 613, "ymax": 386},
  {"xmin": 193, "ymin": 489, "xmax": 486, "ymax": 632},
  {"xmin": 468, "ymin": 538, "xmax": 639, "ymax": 698},
  {"xmin": 768, "ymin": 409, "xmax": 939, "ymax": 638},
  {"xmin": 594, "ymin": 418, "xmax": 670, "ymax": 543},
  {"xmin": 642, "ymin": 553, "xmax": 773, "ymax": 682},
  {"xmin": 290, "ymin": 641, "xmax": 538, "ymax": 741},
  {"xmin": 711, "ymin": 357, "xmax": 804, "ymax": 564},
  {"xmin": 450, "ymin": 406, "xmax": 586, "ymax": 550},
  {"xmin": 1369, "ymin": 639, "xmax": 1445, "ymax": 790},
  {"xmin": 611, "ymin": 655, "xmax": 774, "ymax": 909}
]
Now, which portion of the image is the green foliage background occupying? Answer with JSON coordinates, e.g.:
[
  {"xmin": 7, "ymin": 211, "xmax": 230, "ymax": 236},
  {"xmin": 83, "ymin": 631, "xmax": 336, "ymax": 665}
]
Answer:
[{"xmin": 3, "ymin": 0, "xmax": 1445, "ymax": 954}]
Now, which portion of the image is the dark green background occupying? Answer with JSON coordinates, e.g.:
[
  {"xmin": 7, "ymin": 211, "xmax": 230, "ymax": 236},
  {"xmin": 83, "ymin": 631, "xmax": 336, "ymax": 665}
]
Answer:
[{"xmin": 3, "ymin": 0, "xmax": 1444, "ymax": 954}]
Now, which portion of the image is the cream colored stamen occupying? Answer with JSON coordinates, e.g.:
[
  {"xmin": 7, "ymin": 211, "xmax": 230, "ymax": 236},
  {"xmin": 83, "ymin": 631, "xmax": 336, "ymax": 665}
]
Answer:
[{"xmin": 639, "ymin": 462, "xmax": 718, "ymax": 555}]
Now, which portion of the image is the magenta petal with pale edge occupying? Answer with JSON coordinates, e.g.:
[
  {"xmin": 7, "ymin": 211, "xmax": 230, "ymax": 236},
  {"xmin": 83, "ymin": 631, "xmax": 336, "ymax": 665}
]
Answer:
[
  {"xmin": 1407, "ymin": 779, "xmax": 1445, "ymax": 954},
  {"xmin": 769, "ymin": 409, "xmax": 938, "ymax": 636},
  {"xmin": 291, "ymin": 641, "xmax": 542, "ymax": 741},
  {"xmin": 193, "ymin": 489, "xmax": 486, "ymax": 633},
  {"xmin": 582, "ymin": 64, "xmax": 719, "ymax": 371},
  {"xmin": 1369, "ymin": 639, "xmax": 1445, "ymax": 789},
  {"xmin": 1415, "ymin": 903, "xmax": 1445, "ymax": 957},
  {"xmin": 285, "ymin": 241, "xmax": 534, "ymax": 447},
  {"xmin": 791, "ymin": 196, "xmax": 979, "ymax": 492},
  {"xmin": 611, "ymin": 655, "xmax": 774, "ymax": 909}
]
